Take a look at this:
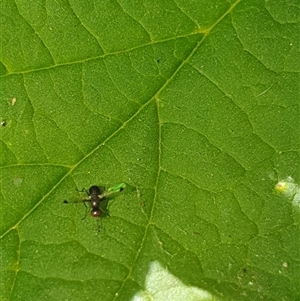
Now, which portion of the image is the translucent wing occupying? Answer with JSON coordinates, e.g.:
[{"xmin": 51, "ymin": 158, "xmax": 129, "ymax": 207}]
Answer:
[{"xmin": 101, "ymin": 183, "xmax": 126, "ymax": 200}]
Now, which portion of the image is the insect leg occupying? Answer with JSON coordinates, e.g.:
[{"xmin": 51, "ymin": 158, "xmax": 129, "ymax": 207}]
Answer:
[
  {"xmin": 96, "ymin": 218, "xmax": 101, "ymax": 233},
  {"xmin": 81, "ymin": 199, "xmax": 89, "ymax": 220},
  {"xmin": 76, "ymin": 188, "xmax": 90, "ymax": 196}
]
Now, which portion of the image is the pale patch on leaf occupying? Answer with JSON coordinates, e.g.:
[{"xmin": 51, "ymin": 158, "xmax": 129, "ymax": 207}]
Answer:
[
  {"xmin": 275, "ymin": 176, "xmax": 300, "ymax": 211},
  {"xmin": 132, "ymin": 261, "xmax": 218, "ymax": 301}
]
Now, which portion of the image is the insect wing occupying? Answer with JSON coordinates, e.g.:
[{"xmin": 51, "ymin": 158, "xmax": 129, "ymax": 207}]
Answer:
[
  {"xmin": 63, "ymin": 197, "xmax": 89, "ymax": 211},
  {"xmin": 101, "ymin": 183, "xmax": 126, "ymax": 200},
  {"xmin": 63, "ymin": 188, "xmax": 90, "ymax": 206}
]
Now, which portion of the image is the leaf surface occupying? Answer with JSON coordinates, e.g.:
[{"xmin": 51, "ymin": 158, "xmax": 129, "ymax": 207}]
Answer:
[{"xmin": 1, "ymin": 0, "xmax": 299, "ymax": 300}]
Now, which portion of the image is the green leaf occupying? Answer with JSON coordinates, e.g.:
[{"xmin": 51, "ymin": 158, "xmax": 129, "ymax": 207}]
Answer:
[{"xmin": 1, "ymin": 0, "xmax": 299, "ymax": 300}]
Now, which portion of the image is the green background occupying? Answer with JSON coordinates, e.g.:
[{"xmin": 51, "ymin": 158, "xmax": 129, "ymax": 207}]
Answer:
[{"xmin": 1, "ymin": 0, "xmax": 299, "ymax": 300}]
